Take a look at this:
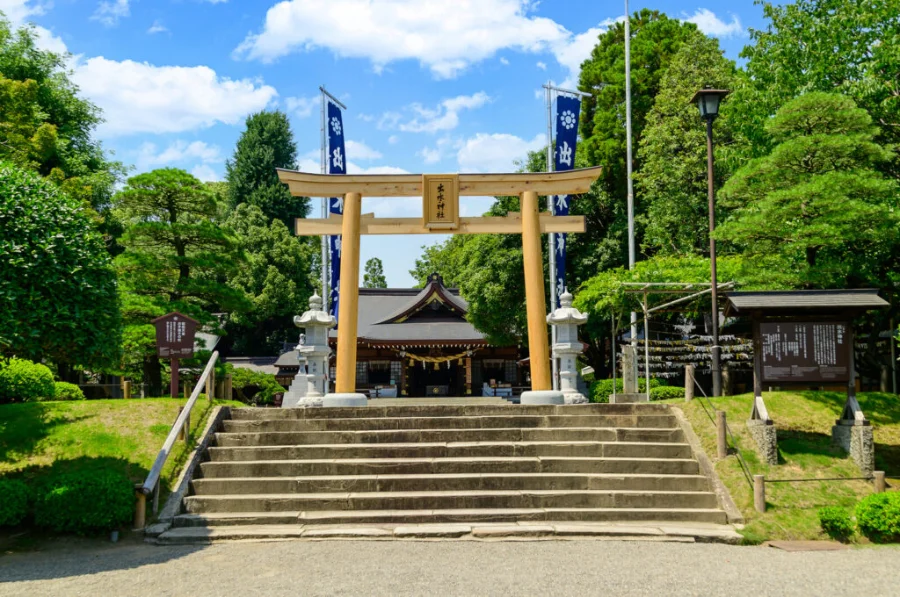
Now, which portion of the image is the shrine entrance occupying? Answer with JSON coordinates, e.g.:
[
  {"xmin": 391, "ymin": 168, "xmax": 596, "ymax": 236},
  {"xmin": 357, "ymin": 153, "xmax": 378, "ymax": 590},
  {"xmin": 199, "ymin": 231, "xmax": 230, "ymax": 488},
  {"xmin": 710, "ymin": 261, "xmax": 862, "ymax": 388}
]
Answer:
[{"xmin": 279, "ymin": 167, "xmax": 602, "ymax": 406}]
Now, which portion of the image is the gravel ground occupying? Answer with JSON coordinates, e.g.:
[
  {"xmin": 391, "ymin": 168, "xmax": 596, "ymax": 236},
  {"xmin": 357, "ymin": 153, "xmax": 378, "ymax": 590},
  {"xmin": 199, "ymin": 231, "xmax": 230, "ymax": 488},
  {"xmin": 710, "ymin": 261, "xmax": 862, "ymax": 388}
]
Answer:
[{"xmin": 2, "ymin": 538, "xmax": 900, "ymax": 596}]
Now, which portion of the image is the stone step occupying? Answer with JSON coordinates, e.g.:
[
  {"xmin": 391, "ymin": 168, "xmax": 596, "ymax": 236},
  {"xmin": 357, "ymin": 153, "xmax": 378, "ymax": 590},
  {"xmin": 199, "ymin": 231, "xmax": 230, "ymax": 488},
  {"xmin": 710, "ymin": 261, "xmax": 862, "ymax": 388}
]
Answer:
[
  {"xmin": 190, "ymin": 473, "xmax": 711, "ymax": 495},
  {"xmin": 199, "ymin": 456, "xmax": 701, "ymax": 478},
  {"xmin": 183, "ymin": 489, "xmax": 720, "ymax": 514},
  {"xmin": 213, "ymin": 427, "xmax": 681, "ymax": 447},
  {"xmin": 159, "ymin": 519, "xmax": 741, "ymax": 544},
  {"xmin": 228, "ymin": 403, "xmax": 670, "ymax": 421},
  {"xmin": 207, "ymin": 441, "xmax": 694, "ymax": 461},
  {"xmin": 221, "ymin": 415, "xmax": 679, "ymax": 432}
]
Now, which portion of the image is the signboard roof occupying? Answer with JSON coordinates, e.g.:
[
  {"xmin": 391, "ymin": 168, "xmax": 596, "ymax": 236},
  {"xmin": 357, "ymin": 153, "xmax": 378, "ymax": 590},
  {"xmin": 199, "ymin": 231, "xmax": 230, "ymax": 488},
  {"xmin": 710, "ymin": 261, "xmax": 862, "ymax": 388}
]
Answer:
[{"xmin": 724, "ymin": 289, "xmax": 888, "ymax": 317}]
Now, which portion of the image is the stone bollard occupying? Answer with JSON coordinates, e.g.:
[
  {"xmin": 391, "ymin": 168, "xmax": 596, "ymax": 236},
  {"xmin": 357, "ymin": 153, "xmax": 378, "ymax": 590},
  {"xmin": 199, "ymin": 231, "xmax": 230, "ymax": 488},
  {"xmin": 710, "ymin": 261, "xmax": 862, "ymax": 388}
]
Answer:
[
  {"xmin": 754, "ymin": 475, "xmax": 766, "ymax": 513},
  {"xmin": 716, "ymin": 410, "xmax": 728, "ymax": 459},
  {"xmin": 874, "ymin": 470, "xmax": 886, "ymax": 493},
  {"xmin": 225, "ymin": 374, "xmax": 233, "ymax": 401},
  {"xmin": 685, "ymin": 364, "xmax": 694, "ymax": 402}
]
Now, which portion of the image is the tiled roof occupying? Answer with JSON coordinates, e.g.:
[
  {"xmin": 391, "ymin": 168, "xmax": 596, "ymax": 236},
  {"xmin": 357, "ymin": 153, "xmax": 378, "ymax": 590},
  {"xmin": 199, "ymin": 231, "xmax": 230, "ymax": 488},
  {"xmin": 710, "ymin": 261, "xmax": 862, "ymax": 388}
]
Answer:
[{"xmin": 724, "ymin": 289, "xmax": 888, "ymax": 316}]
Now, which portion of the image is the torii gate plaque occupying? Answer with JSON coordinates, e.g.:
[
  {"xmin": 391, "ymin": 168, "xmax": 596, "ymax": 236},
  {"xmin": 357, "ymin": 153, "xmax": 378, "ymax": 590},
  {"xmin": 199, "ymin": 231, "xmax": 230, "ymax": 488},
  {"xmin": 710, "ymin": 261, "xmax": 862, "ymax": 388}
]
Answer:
[{"xmin": 279, "ymin": 166, "xmax": 601, "ymax": 406}]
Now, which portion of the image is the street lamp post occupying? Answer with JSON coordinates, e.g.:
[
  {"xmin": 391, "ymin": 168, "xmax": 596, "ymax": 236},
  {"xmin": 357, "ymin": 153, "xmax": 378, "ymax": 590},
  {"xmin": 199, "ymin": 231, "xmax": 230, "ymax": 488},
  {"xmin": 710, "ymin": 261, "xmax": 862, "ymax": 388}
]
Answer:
[{"xmin": 690, "ymin": 88, "xmax": 729, "ymax": 397}]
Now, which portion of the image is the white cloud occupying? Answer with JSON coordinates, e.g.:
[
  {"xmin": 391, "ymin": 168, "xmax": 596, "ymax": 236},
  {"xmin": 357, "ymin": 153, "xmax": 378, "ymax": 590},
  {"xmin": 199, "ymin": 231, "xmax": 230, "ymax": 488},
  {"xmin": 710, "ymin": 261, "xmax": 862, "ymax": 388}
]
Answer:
[
  {"xmin": 388, "ymin": 135, "xmax": 399, "ymax": 145},
  {"xmin": 285, "ymin": 95, "xmax": 317, "ymax": 118},
  {"xmin": 684, "ymin": 9, "xmax": 745, "ymax": 38},
  {"xmin": 72, "ymin": 57, "xmax": 278, "ymax": 136},
  {"xmin": 191, "ymin": 164, "xmax": 221, "ymax": 182},
  {"xmin": 345, "ymin": 140, "xmax": 382, "ymax": 160},
  {"xmin": 91, "ymin": 0, "xmax": 130, "ymax": 27},
  {"xmin": 551, "ymin": 18, "xmax": 618, "ymax": 90},
  {"xmin": 234, "ymin": 0, "xmax": 569, "ymax": 78},
  {"xmin": 456, "ymin": 132, "xmax": 545, "ymax": 173},
  {"xmin": 136, "ymin": 140, "xmax": 222, "ymax": 170},
  {"xmin": 380, "ymin": 92, "xmax": 490, "ymax": 134},
  {"xmin": 536, "ymin": 61, "xmax": 547, "ymax": 71},
  {"xmin": 1, "ymin": 0, "xmax": 68, "ymax": 53},
  {"xmin": 357, "ymin": 113, "xmax": 375, "ymax": 122},
  {"xmin": 147, "ymin": 20, "xmax": 168, "ymax": 34},
  {"xmin": 499, "ymin": 57, "xmax": 510, "ymax": 66},
  {"xmin": 419, "ymin": 146, "xmax": 441, "ymax": 164}
]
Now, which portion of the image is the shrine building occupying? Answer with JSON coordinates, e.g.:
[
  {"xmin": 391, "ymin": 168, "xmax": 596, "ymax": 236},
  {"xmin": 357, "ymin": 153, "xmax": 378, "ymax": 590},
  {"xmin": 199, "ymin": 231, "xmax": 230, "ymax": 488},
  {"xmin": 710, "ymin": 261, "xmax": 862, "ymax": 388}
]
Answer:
[{"xmin": 275, "ymin": 273, "xmax": 524, "ymax": 397}]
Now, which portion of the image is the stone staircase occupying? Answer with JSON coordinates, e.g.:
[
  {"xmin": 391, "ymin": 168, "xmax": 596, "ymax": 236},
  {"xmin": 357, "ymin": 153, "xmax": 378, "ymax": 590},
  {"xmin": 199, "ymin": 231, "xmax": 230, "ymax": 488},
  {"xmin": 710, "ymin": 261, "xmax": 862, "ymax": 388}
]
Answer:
[{"xmin": 157, "ymin": 403, "xmax": 738, "ymax": 543}]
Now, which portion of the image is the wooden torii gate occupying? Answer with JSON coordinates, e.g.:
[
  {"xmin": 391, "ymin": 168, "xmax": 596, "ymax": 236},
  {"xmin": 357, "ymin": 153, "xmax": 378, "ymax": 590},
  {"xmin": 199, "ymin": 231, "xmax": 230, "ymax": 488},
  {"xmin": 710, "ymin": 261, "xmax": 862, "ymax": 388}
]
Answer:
[{"xmin": 278, "ymin": 166, "xmax": 602, "ymax": 406}]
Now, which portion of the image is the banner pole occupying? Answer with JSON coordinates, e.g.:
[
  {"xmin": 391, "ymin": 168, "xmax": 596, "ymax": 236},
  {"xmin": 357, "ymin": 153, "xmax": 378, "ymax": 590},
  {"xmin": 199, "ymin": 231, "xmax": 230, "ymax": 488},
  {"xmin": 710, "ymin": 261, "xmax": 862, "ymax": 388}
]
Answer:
[
  {"xmin": 545, "ymin": 84, "xmax": 559, "ymax": 391},
  {"xmin": 320, "ymin": 87, "xmax": 329, "ymax": 305}
]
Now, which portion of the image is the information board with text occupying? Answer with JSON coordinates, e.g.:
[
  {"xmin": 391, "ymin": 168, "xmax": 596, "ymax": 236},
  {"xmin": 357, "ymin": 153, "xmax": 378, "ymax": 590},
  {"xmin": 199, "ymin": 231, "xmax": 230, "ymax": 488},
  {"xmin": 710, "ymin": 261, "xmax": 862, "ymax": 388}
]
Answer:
[{"xmin": 760, "ymin": 321, "xmax": 850, "ymax": 383}]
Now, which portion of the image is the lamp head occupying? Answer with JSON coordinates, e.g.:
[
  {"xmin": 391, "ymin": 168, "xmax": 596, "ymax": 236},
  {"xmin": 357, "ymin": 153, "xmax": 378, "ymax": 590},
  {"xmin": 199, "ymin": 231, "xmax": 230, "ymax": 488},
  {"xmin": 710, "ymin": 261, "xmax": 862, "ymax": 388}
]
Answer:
[{"xmin": 690, "ymin": 88, "xmax": 730, "ymax": 121}]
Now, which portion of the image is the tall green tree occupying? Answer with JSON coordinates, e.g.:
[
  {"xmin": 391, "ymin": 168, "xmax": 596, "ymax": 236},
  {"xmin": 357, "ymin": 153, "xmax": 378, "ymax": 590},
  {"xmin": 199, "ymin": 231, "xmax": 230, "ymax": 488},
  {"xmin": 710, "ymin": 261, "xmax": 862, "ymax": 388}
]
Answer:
[
  {"xmin": 114, "ymin": 168, "xmax": 248, "ymax": 393},
  {"xmin": 0, "ymin": 162, "xmax": 121, "ymax": 371},
  {"xmin": 735, "ymin": 0, "xmax": 900, "ymax": 172},
  {"xmin": 636, "ymin": 34, "xmax": 740, "ymax": 256},
  {"xmin": 0, "ymin": 18, "xmax": 124, "ymax": 211},
  {"xmin": 716, "ymin": 93, "xmax": 899, "ymax": 288},
  {"xmin": 224, "ymin": 203, "xmax": 315, "ymax": 355},
  {"xmin": 363, "ymin": 258, "xmax": 388, "ymax": 289},
  {"xmin": 225, "ymin": 110, "xmax": 309, "ymax": 229}
]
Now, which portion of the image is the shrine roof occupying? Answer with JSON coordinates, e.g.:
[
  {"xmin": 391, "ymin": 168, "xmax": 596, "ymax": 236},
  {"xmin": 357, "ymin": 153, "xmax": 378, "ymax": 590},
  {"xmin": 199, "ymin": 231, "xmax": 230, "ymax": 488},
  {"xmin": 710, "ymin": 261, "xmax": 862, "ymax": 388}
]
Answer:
[{"xmin": 724, "ymin": 289, "xmax": 889, "ymax": 317}]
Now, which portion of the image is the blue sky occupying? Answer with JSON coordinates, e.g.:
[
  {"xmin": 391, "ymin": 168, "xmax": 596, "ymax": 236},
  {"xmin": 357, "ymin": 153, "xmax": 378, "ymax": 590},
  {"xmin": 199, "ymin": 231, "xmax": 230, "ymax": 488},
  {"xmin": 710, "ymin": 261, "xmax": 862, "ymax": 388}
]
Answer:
[{"xmin": 3, "ymin": 0, "xmax": 768, "ymax": 287}]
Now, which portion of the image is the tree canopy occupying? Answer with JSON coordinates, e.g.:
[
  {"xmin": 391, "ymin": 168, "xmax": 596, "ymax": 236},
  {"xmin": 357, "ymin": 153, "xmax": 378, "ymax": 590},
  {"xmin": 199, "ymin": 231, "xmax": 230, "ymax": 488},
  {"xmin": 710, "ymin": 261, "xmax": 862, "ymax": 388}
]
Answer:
[
  {"xmin": 225, "ymin": 110, "xmax": 309, "ymax": 229},
  {"xmin": 0, "ymin": 162, "xmax": 121, "ymax": 368},
  {"xmin": 363, "ymin": 258, "xmax": 388, "ymax": 289}
]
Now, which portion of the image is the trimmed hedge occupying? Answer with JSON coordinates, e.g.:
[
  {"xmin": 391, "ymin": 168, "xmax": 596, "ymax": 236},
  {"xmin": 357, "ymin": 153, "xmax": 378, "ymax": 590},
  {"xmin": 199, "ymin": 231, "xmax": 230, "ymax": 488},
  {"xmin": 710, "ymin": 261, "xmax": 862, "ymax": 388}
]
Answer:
[
  {"xmin": 0, "ymin": 479, "xmax": 30, "ymax": 527},
  {"xmin": 230, "ymin": 367, "xmax": 283, "ymax": 405},
  {"xmin": 818, "ymin": 506, "xmax": 854, "ymax": 542},
  {"xmin": 589, "ymin": 378, "xmax": 663, "ymax": 403},
  {"xmin": 0, "ymin": 358, "xmax": 55, "ymax": 403},
  {"xmin": 856, "ymin": 492, "xmax": 900, "ymax": 543},
  {"xmin": 34, "ymin": 470, "xmax": 134, "ymax": 535},
  {"xmin": 650, "ymin": 386, "xmax": 685, "ymax": 401},
  {"xmin": 52, "ymin": 381, "xmax": 85, "ymax": 401}
]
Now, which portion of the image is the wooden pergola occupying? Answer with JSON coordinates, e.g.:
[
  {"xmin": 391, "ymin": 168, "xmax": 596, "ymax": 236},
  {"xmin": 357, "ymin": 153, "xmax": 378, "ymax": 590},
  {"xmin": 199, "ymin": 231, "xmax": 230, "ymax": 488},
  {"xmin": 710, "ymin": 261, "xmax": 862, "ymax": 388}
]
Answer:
[{"xmin": 279, "ymin": 167, "xmax": 602, "ymax": 401}]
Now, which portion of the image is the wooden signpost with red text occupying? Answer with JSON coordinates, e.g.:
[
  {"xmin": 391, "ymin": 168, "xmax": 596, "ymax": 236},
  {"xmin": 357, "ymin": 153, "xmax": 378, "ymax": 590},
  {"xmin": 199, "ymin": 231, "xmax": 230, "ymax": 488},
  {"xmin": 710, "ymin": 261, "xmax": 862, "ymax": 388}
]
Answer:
[{"xmin": 152, "ymin": 312, "xmax": 198, "ymax": 398}]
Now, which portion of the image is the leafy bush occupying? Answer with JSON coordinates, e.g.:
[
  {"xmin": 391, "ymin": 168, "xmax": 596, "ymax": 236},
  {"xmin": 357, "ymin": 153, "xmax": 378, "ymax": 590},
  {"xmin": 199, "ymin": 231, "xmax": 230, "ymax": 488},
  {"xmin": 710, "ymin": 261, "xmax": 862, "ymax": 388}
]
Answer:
[
  {"xmin": 53, "ymin": 381, "xmax": 85, "ymax": 401},
  {"xmin": 34, "ymin": 470, "xmax": 134, "ymax": 535},
  {"xmin": 650, "ymin": 386, "xmax": 685, "ymax": 401},
  {"xmin": 856, "ymin": 492, "xmax": 900, "ymax": 543},
  {"xmin": 0, "ymin": 479, "xmax": 30, "ymax": 527},
  {"xmin": 589, "ymin": 378, "xmax": 663, "ymax": 403},
  {"xmin": 230, "ymin": 367, "xmax": 283, "ymax": 405},
  {"xmin": 818, "ymin": 506, "xmax": 854, "ymax": 542},
  {"xmin": 0, "ymin": 358, "xmax": 55, "ymax": 403}
]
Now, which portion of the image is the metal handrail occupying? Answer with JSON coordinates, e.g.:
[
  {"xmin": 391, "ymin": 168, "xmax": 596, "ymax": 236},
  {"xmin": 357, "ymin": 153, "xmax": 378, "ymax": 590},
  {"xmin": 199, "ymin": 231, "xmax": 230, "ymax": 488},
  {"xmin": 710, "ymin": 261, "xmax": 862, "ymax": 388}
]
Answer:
[{"xmin": 139, "ymin": 351, "xmax": 219, "ymax": 502}]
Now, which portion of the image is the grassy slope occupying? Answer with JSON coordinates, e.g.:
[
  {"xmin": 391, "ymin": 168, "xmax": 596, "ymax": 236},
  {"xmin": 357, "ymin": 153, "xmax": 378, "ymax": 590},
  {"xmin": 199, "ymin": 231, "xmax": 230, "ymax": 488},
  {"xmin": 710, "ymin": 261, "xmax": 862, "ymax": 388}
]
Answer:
[
  {"xmin": 675, "ymin": 391, "xmax": 900, "ymax": 542},
  {"xmin": 0, "ymin": 398, "xmax": 242, "ymax": 492}
]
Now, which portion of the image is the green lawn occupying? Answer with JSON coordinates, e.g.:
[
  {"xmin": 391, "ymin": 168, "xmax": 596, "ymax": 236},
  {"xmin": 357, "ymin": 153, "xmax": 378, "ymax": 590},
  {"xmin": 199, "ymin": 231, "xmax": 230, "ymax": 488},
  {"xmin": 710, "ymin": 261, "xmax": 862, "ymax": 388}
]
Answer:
[
  {"xmin": 674, "ymin": 391, "xmax": 900, "ymax": 543},
  {"xmin": 0, "ymin": 398, "xmax": 242, "ymax": 493}
]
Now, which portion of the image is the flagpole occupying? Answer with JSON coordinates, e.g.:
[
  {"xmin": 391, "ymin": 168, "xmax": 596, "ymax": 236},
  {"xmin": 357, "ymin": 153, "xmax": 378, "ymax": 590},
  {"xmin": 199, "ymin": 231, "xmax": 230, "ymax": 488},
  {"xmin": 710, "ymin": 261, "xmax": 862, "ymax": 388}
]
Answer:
[
  {"xmin": 319, "ymin": 87, "xmax": 329, "ymax": 305},
  {"xmin": 625, "ymin": 1, "xmax": 638, "ymax": 356}
]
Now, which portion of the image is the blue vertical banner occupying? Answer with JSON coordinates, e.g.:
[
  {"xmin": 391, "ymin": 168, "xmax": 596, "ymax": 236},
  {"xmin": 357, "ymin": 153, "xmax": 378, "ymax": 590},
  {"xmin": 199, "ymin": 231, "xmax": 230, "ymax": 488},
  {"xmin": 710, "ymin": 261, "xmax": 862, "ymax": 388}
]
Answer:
[
  {"xmin": 326, "ymin": 101, "xmax": 346, "ymax": 321},
  {"xmin": 552, "ymin": 94, "xmax": 581, "ymax": 304}
]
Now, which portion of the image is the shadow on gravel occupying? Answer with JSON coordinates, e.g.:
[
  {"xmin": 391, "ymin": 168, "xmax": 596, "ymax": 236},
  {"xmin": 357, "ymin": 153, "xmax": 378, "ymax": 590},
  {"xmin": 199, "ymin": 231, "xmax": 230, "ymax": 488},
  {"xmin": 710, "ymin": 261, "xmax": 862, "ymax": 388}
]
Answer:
[{"xmin": 0, "ymin": 537, "xmax": 206, "ymax": 583}]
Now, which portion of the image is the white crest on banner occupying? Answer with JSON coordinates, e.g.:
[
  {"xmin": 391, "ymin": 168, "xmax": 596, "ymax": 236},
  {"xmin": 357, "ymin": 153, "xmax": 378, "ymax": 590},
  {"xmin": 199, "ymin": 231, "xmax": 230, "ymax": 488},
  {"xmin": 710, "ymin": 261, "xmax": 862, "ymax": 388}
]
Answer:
[
  {"xmin": 332, "ymin": 147, "xmax": 344, "ymax": 170},
  {"xmin": 560, "ymin": 110, "xmax": 577, "ymax": 129},
  {"xmin": 330, "ymin": 116, "xmax": 342, "ymax": 136},
  {"xmin": 559, "ymin": 141, "xmax": 572, "ymax": 167}
]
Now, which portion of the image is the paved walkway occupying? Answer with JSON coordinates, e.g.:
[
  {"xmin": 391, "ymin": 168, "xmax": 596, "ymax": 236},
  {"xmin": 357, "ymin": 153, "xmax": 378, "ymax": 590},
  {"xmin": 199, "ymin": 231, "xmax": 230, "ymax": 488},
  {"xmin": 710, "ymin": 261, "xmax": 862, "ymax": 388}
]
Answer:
[{"xmin": 2, "ymin": 538, "xmax": 899, "ymax": 596}]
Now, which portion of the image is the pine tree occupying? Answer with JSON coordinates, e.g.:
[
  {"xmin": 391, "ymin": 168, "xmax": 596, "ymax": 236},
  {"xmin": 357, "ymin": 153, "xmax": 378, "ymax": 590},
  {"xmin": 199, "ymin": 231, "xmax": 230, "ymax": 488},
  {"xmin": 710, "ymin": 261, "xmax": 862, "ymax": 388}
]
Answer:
[
  {"xmin": 225, "ymin": 110, "xmax": 309, "ymax": 229},
  {"xmin": 363, "ymin": 258, "xmax": 388, "ymax": 289}
]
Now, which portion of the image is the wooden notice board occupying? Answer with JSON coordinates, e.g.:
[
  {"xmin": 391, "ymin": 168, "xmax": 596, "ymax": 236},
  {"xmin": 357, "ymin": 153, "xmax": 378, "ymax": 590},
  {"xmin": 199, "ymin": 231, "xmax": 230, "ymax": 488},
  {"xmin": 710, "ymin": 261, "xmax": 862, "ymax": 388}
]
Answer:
[
  {"xmin": 153, "ymin": 312, "xmax": 198, "ymax": 359},
  {"xmin": 760, "ymin": 321, "xmax": 851, "ymax": 383}
]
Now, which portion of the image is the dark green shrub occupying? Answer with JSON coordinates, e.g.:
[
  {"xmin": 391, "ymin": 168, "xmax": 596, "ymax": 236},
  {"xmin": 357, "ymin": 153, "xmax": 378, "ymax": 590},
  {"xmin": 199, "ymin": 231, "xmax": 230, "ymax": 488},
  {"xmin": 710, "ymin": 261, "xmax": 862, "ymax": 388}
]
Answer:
[
  {"xmin": 52, "ymin": 381, "xmax": 85, "ymax": 401},
  {"xmin": 589, "ymin": 377, "xmax": 663, "ymax": 403},
  {"xmin": 818, "ymin": 506, "xmax": 854, "ymax": 542},
  {"xmin": 230, "ymin": 368, "xmax": 283, "ymax": 405},
  {"xmin": 0, "ymin": 479, "xmax": 30, "ymax": 527},
  {"xmin": 650, "ymin": 386, "xmax": 684, "ymax": 401},
  {"xmin": 856, "ymin": 492, "xmax": 900, "ymax": 543},
  {"xmin": 34, "ymin": 470, "xmax": 134, "ymax": 534},
  {"xmin": 0, "ymin": 358, "xmax": 55, "ymax": 403}
]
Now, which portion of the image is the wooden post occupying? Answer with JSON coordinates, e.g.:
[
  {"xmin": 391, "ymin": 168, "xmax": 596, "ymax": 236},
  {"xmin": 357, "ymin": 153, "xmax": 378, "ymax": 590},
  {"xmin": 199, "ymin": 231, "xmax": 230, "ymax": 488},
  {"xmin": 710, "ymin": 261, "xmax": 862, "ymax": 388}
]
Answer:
[
  {"xmin": 133, "ymin": 489, "xmax": 146, "ymax": 530},
  {"xmin": 177, "ymin": 406, "xmax": 186, "ymax": 441},
  {"xmin": 225, "ymin": 374, "xmax": 232, "ymax": 401},
  {"xmin": 685, "ymin": 364, "xmax": 694, "ymax": 402},
  {"xmin": 184, "ymin": 380, "xmax": 192, "ymax": 401},
  {"xmin": 335, "ymin": 192, "xmax": 363, "ymax": 394},
  {"xmin": 123, "ymin": 380, "xmax": 132, "ymax": 400},
  {"xmin": 206, "ymin": 367, "xmax": 215, "ymax": 404},
  {"xmin": 716, "ymin": 409, "xmax": 728, "ymax": 459},
  {"xmin": 465, "ymin": 357, "xmax": 472, "ymax": 395},
  {"xmin": 754, "ymin": 475, "xmax": 766, "ymax": 513},
  {"xmin": 520, "ymin": 190, "xmax": 551, "ymax": 391},
  {"xmin": 874, "ymin": 470, "xmax": 886, "ymax": 493},
  {"xmin": 170, "ymin": 357, "xmax": 179, "ymax": 399}
]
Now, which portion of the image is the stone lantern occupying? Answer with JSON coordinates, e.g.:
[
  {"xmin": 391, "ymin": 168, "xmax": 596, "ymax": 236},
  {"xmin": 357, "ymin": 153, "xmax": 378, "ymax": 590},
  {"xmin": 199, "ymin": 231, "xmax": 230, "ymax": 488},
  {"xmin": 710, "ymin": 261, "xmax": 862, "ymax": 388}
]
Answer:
[
  {"xmin": 282, "ymin": 293, "xmax": 335, "ymax": 408},
  {"xmin": 547, "ymin": 291, "xmax": 589, "ymax": 404}
]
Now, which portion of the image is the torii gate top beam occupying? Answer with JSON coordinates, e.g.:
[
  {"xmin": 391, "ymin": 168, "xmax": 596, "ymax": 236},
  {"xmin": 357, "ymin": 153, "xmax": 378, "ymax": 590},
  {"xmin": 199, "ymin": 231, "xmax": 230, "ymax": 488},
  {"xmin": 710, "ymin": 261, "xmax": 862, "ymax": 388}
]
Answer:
[{"xmin": 276, "ymin": 166, "xmax": 603, "ymax": 198}]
